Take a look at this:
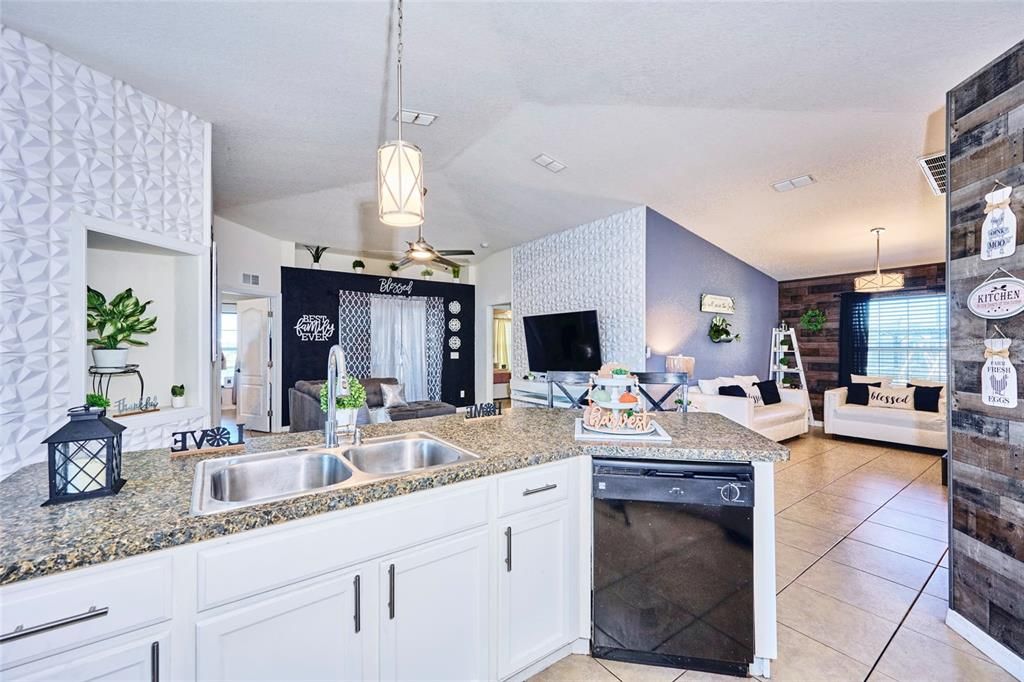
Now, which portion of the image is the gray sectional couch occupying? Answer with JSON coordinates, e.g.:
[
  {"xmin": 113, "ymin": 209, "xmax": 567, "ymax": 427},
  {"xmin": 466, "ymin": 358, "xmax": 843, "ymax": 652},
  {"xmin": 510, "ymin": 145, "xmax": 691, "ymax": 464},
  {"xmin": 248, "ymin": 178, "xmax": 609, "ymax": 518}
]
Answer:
[{"xmin": 288, "ymin": 377, "xmax": 456, "ymax": 433}]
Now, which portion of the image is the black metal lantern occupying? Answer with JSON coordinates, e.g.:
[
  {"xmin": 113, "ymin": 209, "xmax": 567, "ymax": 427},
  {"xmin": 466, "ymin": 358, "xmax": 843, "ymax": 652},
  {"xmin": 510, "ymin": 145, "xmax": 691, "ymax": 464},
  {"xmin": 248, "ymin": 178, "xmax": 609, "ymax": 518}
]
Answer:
[{"xmin": 41, "ymin": 406, "xmax": 127, "ymax": 506}]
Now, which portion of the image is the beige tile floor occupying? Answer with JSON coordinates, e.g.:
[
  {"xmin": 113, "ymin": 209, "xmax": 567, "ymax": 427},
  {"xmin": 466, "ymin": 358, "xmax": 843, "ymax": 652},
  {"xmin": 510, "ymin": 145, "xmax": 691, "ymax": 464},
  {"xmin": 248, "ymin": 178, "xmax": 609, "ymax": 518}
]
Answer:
[{"xmin": 531, "ymin": 430, "xmax": 1014, "ymax": 682}]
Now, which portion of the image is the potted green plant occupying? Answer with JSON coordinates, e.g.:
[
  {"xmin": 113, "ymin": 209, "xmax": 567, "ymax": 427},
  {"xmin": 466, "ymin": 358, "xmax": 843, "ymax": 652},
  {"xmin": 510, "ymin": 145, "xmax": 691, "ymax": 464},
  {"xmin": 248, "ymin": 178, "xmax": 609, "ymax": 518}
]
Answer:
[
  {"xmin": 451, "ymin": 265, "xmax": 461, "ymax": 283},
  {"xmin": 86, "ymin": 286, "xmax": 158, "ymax": 368},
  {"xmin": 421, "ymin": 268, "xmax": 434, "ymax": 280},
  {"xmin": 799, "ymin": 308, "xmax": 827, "ymax": 334},
  {"xmin": 171, "ymin": 384, "xmax": 186, "ymax": 408},
  {"xmin": 304, "ymin": 244, "xmax": 328, "ymax": 269},
  {"xmin": 85, "ymin": 392, "xmax": 111, "ymax": 415},
  {"xmin": 319, "ymin": 376, "xmax": 367, "ymax": 429},
  {"xmin": 352, "ymin": 259, "xmax": 366, "ymax": 274},
  {"xmin": 708, "ymin": 315, "xmax": 740, "ymax": 343},
  {"xmin": 389, "ymin": 262, "xmax": 400, "ymax": 272}
]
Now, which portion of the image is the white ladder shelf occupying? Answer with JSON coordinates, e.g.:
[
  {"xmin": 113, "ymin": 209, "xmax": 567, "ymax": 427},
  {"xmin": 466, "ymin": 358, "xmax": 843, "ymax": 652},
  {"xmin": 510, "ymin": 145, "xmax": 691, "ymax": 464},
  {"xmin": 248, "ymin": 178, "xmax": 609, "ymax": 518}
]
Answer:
[{"xmin": 769, "ymin": 326, "xmax": 812, "ymax": 425}]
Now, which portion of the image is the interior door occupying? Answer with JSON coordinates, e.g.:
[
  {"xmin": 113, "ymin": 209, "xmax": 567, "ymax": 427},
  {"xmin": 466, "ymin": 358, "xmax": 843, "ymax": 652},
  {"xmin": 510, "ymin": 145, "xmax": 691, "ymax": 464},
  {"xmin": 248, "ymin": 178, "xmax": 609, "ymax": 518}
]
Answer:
[{"xmin": 236, "ymin": 298, "xmax": 270, "ymax": 432}]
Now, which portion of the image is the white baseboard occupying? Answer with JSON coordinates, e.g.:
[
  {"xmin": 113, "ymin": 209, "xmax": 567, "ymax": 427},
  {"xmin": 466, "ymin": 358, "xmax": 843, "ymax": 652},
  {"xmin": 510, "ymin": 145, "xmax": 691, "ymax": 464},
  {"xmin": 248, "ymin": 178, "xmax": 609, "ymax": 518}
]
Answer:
[
  {"xmin": 810, "ymin": 419, "xmax": 823, "ymax": 428},
  {"xmin": 946, "ymin": 609, "xmax": 1024, "ymax": 680},
  {"xmin": 502, "ymin": 639, "xmax": 589, "ymax": 682}
]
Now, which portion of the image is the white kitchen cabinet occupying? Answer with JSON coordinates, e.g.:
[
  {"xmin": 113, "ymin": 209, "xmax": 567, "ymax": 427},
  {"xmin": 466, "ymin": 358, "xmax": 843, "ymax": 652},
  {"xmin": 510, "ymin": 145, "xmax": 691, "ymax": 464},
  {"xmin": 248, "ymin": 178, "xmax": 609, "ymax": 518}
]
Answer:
[
  {"xmin": 4, "ymin": 630, "xmax": 168, "ymax": 682},
  {"xmin": 196, "ymin": 570, "xmax": 367, "ymax": 681},
  {"xmin": 379, "ymin": 530, "xmax": 490, "ymax": 681},
  {"xmin": 498, "ymin": 504, "xmax": 574, "ymax": 678}
]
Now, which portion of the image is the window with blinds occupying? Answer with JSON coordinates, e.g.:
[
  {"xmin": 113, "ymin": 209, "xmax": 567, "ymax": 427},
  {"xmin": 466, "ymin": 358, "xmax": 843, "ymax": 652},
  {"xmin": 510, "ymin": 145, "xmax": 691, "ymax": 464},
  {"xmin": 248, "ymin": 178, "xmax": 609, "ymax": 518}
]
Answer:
[{"xmin": 864, "ymin": 292, "xmax": 948, "ymax": 383}]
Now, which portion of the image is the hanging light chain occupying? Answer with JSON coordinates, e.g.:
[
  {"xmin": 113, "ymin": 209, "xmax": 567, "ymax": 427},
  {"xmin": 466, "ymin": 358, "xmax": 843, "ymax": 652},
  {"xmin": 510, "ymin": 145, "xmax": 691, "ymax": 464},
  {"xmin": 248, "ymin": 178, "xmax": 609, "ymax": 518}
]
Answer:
[{"xmin": 397, "ymin": 0, "xmax": 405, "ymax": 142}]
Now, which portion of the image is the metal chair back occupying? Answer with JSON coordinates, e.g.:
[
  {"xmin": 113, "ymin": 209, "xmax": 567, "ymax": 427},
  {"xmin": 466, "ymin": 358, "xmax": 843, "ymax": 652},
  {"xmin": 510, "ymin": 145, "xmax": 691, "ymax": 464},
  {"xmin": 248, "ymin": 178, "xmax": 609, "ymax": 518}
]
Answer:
[
  {"xmin": 546, "ymin": 371, "xmax": 593, "ymax": 409},
  {"xmin": 633, "ymin": 372, "xmax": 690, "ymax": 411}
]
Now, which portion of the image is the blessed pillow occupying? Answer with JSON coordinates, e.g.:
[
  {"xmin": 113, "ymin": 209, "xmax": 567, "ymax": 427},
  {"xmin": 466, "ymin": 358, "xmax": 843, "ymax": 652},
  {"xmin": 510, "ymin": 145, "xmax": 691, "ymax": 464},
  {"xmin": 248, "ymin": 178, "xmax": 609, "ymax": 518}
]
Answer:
[
  {"xmin": 909, "ymin": 384, "xmax": 943, "ymax": 413},
  {"xmin": 847, "ymin": 382, "xmax": 881, "ymax": 406},
  {"xmin": 754, "ymin": 380, "xmax": 782, "ymax": 406},
  {"xmin": 868, "ymin": 386, "xmax": 915, "ymax": 410},
  {"xmin": 381, "ymin": 383, "xmax": 408, "ymax": 408},
  {"xmin": 746, "ymin": 385, "xmax": 765, "ymax": 406}
]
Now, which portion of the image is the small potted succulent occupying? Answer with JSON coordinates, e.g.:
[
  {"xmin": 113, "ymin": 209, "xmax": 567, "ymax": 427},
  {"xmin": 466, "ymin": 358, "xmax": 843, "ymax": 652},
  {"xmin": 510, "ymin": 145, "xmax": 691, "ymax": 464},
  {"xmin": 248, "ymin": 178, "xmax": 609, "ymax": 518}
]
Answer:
[
  {"xmin": 389, "ymin": 262, "xmax": 400, "ymax": 272},
  {"xmin": 171, "ymin": 384, "xmax": 186, "ymax": 408},
  {"xmin": 320, "ymin": 376, "xmax": 367, "ymax": 429},
  {"xmin": 85, "ymin": 392, "xmax": 111, "ymax": 415},
  {"xmin": 708, "ymin": 315, "xmax": 740, "ymax": 343},
  {"xmin": 87, "ymin": 286, "xmax": 158, "ymax": 368},
  {"xmin": 304, "ymin": 245, "xmax": 328, "ymax": 269},
  {"xmin": 352, "ymin": 259, "xmax": 366, "ymax": 274},
  {"xmin": 800, "ymin": 308, "xmax": 827, "ymax": 334},
  {"xmin": 421, "ymin": 268, "xmax": 434, "ymax": 280},
  {"xmin": 451, "ymin": 265, "xmax": 461, "ymax": 283}
]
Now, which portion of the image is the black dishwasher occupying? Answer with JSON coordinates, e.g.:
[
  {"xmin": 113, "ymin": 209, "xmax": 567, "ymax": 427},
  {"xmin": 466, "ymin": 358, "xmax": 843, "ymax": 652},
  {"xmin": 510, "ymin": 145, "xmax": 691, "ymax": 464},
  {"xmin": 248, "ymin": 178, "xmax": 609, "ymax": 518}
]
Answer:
[{"xmin": 592, "ymin": 459, "xmax": 754, "ymax": 677}]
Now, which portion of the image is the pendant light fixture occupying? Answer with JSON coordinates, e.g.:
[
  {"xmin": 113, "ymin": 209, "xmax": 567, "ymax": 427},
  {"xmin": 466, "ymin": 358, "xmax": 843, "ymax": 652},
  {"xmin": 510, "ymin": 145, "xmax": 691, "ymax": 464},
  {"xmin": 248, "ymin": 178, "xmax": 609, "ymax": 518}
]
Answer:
[
  {"xmin": 854, "ymin": 227, "xmax": 905, "ymax": 292},
  {"xmin": 377, "ymin": 0, "xmax": 425, "ymax": 228}
]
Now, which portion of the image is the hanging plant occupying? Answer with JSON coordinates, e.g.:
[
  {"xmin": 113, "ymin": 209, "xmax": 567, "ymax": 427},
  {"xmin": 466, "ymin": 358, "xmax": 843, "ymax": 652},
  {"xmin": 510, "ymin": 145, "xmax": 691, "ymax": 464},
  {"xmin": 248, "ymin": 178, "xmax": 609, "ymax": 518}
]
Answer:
[
  {"xmin": 799, "ymin": 308, "xmax": 827, "ymax": 334},
  {"xmin": 708, "ymin": 315, "xmax": 740, "ymax": 343}
]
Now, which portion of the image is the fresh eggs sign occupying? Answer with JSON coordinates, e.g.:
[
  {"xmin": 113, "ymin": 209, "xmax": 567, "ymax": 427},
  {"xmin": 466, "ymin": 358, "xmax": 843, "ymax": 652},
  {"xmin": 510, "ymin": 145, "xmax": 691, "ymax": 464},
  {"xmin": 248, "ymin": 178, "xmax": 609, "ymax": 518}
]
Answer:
[{"xmin": 968, "ymin": 273, "xmax": 1024, "ymax": 319}]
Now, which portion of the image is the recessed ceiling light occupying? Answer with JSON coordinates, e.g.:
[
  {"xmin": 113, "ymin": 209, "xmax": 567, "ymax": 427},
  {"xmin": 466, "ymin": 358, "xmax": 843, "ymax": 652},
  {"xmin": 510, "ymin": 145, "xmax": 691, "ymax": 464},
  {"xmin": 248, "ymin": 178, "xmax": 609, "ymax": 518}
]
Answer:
[
  {"xmin": 480, "ymin": 242, "xmax": 490, "ymax": 249},
  {"xmin": 392, "ymin": 109, "xmax": 438, "ymax": 126},
  {"xmin": 532, "ymin": 153, "xmax": 567, "ymax": 173},
  {"xmin": 772, "ymin": 174, "xmax": 816, "ymax": 192}
]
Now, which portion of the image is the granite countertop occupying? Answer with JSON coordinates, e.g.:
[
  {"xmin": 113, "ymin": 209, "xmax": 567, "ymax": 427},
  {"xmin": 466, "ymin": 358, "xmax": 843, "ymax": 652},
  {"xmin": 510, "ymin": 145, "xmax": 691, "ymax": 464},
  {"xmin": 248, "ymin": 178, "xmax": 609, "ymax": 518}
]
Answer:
[{"xmin": 0, "ymin": 409, "xmax": 787, "ymax": 586}]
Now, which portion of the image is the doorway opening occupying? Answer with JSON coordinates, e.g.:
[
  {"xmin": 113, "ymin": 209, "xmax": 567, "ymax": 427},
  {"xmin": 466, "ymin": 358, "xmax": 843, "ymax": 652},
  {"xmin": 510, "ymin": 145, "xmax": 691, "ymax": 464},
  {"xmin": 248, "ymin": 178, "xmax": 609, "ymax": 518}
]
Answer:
[
  {"xmin": 491, "ymin": 304, "xmax": 512, "ymax": 408},
  {"xmin": 220, "ymin": 293, "xmax": 273, "ymax": 436}
]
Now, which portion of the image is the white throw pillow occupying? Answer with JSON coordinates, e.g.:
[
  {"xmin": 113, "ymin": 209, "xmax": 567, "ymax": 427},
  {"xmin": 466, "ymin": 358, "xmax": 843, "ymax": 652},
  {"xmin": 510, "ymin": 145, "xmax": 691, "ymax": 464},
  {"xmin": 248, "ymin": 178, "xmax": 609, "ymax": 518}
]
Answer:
[
  {"xmin": 733, "ymin": 375, "xmax": 760, "ymax": 387},
  {"xmin": 746, "ymin": 384, "xmax": 765, "ymax": 407},
  {"xmin": 382, "ymin": 383, "xmax": 408, "ymax": 408},
  {"xmin": 867, "ymin": 386, "xmax": 915, "ymax": 410},
  {"xmin": 697, "ymin": 378, "xmax": 723, "ymax": 395},
  {"xmin": 851, "ymin": 374, "xmax": 892, "ymax": 388}
]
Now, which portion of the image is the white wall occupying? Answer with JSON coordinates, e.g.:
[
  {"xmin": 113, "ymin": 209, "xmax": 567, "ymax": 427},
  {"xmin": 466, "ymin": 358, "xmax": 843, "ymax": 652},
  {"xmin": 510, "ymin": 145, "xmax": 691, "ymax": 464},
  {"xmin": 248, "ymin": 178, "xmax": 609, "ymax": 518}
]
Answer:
[
  {"xmin": 215, "ymin": 217, "xmax": 290, "ymax": 296},
  {"xmin": 511, "ymin": 207, "xmax": 647, "ymax": 376},
  {"xmin": 473, "ymin": 249, "xmax": 513, "ymax": 402}
]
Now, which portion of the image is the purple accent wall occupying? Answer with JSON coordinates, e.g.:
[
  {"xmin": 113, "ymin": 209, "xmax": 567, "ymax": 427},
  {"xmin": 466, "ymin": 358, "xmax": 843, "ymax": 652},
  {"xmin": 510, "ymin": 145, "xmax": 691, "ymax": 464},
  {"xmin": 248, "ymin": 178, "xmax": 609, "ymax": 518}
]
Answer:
[{"xmin": 645, "ymin": 208, "xmax": 778, "ymax": 382}]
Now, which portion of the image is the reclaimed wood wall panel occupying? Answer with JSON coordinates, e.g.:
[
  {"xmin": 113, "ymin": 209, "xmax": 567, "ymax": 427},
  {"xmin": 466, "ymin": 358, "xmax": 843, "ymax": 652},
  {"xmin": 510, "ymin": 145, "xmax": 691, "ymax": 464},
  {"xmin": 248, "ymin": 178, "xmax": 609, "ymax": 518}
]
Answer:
[
  {"xmin": 948, "ymin": 38, "xmax": 1024, "ymax": 660},
  {"xmin": 778, "ymin": 263, "xmax": 945, "ymax": 421}
]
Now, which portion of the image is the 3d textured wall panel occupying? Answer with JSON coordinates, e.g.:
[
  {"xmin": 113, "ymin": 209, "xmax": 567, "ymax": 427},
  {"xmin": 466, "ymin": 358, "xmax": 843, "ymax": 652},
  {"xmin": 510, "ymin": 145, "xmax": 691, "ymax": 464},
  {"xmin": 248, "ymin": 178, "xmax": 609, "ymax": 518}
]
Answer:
[
  {"xmin": 511, "ymin": 206, "xmax": 647, "ymax": 375},
  {"xmin": 0, "ymin": 27, "xmax": 207, "ymax": 477}
]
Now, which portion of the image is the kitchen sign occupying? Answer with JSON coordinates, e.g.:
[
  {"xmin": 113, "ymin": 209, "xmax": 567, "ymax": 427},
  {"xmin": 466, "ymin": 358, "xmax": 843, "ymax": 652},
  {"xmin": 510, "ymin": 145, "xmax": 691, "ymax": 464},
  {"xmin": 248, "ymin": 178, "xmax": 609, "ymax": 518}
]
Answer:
[
  {"xmin": 700, "ymin": 294, "xmax": 736, "ymax": 315},
  {"xmin": 968, "ymin": 269, "xmax": 1024, "ymax": 319}
]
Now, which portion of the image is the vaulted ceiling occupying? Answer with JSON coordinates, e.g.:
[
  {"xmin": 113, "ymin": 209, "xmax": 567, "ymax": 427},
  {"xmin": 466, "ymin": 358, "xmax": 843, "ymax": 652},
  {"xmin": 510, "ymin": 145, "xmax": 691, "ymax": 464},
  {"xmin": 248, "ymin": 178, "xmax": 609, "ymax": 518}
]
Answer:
[{"xmin": 5, "ymin": 1, "xmax": 1022, "ymax": 279}]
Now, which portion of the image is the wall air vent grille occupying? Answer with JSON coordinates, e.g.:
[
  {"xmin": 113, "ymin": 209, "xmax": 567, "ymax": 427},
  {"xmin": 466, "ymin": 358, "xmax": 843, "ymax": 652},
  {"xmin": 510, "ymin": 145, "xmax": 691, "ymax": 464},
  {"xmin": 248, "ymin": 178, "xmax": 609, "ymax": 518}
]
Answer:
[
  {"xmin": 917, "ymin": 152, "xmax": 946, "ymax": 195},
  {"xmin": 242, "ymin": 272, "xmax": 261, "ymax": 286}
]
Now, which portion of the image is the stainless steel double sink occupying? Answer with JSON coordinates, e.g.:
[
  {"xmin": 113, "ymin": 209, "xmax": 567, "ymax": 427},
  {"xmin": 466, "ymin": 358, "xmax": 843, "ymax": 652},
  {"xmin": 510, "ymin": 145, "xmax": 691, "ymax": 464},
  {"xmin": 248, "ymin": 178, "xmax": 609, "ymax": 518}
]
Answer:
[{"xmin": 190, "ymin": 432, "xmax": 479, "ymax": 515}]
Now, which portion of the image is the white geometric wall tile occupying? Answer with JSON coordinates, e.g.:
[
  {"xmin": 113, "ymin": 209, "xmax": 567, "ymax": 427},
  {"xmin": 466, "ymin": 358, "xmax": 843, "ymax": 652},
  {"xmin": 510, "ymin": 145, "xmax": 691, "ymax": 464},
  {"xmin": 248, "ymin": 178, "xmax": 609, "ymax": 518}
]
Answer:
[
  {"xmin": 511, "ymin": 206, "xmax": 647, "ymax": 376},
  {"xmin": 0, "ymin": 26, "xmax": 209, "ymax": 478}
]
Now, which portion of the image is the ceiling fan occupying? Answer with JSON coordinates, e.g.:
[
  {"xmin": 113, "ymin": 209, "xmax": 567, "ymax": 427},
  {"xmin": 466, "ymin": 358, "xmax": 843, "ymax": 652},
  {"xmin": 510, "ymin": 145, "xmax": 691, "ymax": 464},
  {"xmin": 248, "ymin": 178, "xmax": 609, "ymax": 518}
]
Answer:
[{"xmin": 394, "ymin": 223, "xmax": 475, "ymax": 270}]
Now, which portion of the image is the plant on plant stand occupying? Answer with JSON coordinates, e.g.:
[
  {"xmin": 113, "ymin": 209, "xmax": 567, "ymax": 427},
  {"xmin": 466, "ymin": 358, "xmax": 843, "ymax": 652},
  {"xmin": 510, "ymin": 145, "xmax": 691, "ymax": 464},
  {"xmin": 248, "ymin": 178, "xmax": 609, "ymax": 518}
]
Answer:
[
  {"xmin": 352, "ymin": 259, "xmax": 366, "ymax": 274},
  {"xmin": 171, "ymin": 384, "xmax": 186, "ymax": 408},
  {"xmin": 304, "ymin": 245, "xmax": 329, "ymax": 269},
  {"xmin": 320, "ymin": 376, "xmax": 367, "ymax": 430},
  {"xmin": 85, "ymin": 392, "xmax": 111, "ymax": 414},
  {"xmin": 799, "ymin": 308, "xmax": 827, "ymax": 334},
  {"xmin": 86, "ymin": 286, "xmax": 158, "ymax": 368},
  {"xmin": 708, "ymin": 315, "xmax": 740, "ymax": 343}
]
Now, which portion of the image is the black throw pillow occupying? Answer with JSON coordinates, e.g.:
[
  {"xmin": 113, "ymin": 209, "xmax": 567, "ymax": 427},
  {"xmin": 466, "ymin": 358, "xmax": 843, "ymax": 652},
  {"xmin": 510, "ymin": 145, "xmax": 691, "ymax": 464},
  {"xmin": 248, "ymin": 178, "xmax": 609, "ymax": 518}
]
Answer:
[
  {"xmin": 718, "ymin": 384, "xmax": 747, "ymax": 398},
  {"xmin": 847, "ymin": 382, "xmax": 881, "ymax": 406},
  {"xmin": 754, "ymin": 380, "xmax": 782, "ymax": 405},
  {"xmin": 909, "ymin": 384, "xmax": 942, "ymax": 413}
]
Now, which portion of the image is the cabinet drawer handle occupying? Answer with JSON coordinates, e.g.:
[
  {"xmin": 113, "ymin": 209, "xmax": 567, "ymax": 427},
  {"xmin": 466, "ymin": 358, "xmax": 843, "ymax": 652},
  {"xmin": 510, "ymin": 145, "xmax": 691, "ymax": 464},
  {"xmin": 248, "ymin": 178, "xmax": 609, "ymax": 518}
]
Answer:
[
  {"xmin": 0, "ymin": 606, "xmax": 109, "ymax": 643},
  {"xmin": 353, "ymin": 574, "xmax": 361, "ymax": 633},
  {"xmin": 151, "ymin": 641, "xmax": 159, "ymax": 682},
  {"xmin": 523, "ymin": 483, "xmax": 557, "ymax": 496},
  {"xmin": 505, "ymin": 526, "xmax": 512, "ymax": 572},
  {"xmin": 388, "ymin": 563, "xmax": 396, "ymax": 620}
]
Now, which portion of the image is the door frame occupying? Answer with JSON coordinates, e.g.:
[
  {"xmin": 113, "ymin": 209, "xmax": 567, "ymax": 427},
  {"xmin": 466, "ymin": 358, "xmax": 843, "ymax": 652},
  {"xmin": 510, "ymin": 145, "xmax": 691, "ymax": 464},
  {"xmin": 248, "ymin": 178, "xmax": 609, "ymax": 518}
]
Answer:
[
  {"xmin": 219, "ymin": 290, "xmax": 284, "ymax": 433},
  {"xmin": 486, "ymin": 303, "xmax": 512, "ymax": 404}
]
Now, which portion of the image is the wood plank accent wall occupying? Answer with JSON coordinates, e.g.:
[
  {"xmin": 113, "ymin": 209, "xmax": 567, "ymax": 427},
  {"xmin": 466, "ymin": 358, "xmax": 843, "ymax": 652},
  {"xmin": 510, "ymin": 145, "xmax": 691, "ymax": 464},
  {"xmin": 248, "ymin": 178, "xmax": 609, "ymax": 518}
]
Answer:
[
  {"xmin": 778, "ymin": 264, "xmax": 946, "ymax": 421},
  {"xmin": 948, "ymin": 40, "xmax": 1024, "ymax": 660}
]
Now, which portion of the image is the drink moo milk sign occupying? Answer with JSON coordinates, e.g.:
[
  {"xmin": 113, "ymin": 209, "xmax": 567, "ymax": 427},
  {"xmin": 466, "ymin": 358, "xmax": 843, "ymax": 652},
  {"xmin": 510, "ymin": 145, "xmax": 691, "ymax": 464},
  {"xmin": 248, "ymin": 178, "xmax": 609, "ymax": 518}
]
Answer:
[{"xmin": 968, "ymin": 272, "xmax": 1024, "ymax": 320}]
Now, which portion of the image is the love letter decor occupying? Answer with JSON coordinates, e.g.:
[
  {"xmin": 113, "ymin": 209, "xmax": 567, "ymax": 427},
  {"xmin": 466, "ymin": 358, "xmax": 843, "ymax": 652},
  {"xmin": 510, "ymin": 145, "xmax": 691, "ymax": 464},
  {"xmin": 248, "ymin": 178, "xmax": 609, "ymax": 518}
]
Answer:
[
  {"xmin": 968, "ymin": 268, "xmax": 1024, "ymax": 319},
  {"xmin": 981, "ymin": 184, "xmax": 1016, "ymax": 261},
  {"xmin": 982, "ymin": 335, "xmax": 1017, "ymax": 409},
  {"xmin": 465, "ymin": 401, "xmax": 503, "ymax": 420},
  {"xmin": 170, "ymin": 424, "xmax": 246, "ymax": 458}
]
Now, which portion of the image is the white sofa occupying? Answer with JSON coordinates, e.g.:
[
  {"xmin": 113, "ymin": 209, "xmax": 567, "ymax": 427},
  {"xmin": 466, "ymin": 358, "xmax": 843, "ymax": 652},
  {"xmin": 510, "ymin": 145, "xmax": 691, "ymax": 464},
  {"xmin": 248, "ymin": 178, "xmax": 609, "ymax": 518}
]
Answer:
[
  {"xmin": 691, "ymin": 379, "xmax": 809, "ymax": 442},
  {"xmin": 823, "ymin": 384, "xmax": 947, "ymax": 450}
]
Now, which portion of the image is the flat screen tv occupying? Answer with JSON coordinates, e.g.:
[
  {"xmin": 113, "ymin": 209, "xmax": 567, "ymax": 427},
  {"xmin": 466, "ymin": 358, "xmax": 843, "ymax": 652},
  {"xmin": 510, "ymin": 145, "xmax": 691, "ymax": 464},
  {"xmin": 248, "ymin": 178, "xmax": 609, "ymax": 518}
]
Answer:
[{"xmin": 523, "ymin": 310, "xmax": 602, "ymax": 372}]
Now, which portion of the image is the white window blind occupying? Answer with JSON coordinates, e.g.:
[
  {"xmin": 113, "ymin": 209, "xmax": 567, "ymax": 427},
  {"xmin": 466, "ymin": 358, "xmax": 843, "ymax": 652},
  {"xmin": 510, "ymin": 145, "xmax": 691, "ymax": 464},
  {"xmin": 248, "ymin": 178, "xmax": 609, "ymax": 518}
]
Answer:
[{"xmin": 865, "ymin": 293, "xmax": 947, "ymax": 383}]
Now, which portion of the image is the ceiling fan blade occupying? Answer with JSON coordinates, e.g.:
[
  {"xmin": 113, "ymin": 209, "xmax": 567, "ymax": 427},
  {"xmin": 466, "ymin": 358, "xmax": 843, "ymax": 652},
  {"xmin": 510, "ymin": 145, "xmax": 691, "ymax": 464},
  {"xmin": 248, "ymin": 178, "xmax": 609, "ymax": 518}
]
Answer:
[
  {"xmin": 434, "ymin": 255, "xmax": 461, "ymax": 269},
  {"xmin": 396, "ymin": 257, "xmax": 413, "ymax": 269},
  {"xmin": 436, "ymin": 249, "xmax": 475, "ymax": 256}
]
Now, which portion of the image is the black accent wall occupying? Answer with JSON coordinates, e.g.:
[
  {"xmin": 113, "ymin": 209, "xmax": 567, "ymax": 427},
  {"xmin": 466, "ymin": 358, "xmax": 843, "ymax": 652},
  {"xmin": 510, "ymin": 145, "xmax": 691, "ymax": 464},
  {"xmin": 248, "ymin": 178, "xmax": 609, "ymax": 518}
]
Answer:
[{"xmin": 280, "ymin": 266, "xmax": 475, "ymax": 425}]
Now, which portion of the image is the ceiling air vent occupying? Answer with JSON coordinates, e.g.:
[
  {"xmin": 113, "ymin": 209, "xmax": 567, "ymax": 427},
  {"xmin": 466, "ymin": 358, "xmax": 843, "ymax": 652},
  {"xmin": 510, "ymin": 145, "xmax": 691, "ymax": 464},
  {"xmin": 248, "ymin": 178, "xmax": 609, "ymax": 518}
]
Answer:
[{"xmin": 918, "ymin": 152, "xmax": 946, "ymax": 195}]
